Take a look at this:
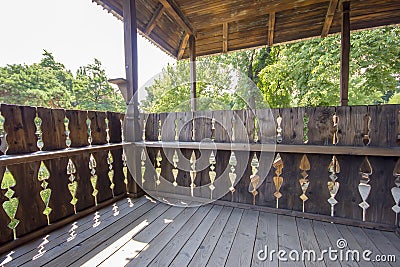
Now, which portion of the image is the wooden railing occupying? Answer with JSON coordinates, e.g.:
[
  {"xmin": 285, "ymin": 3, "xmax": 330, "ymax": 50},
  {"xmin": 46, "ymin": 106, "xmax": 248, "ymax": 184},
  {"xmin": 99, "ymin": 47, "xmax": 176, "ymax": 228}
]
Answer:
[
  {"xmin": 135, "ymin": 105, "xmax": 400, "ymax": 230},
  {"xmin": 0, "ymin": 104, "xmax": 142, "ymax": 251}
]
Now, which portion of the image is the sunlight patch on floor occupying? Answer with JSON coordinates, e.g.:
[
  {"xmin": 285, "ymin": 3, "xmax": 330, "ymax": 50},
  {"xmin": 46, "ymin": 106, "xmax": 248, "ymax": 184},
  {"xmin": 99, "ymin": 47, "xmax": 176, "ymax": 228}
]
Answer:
[{"xmin": 81, "ymin": 220, "xmax": 149, "ymax": 267}]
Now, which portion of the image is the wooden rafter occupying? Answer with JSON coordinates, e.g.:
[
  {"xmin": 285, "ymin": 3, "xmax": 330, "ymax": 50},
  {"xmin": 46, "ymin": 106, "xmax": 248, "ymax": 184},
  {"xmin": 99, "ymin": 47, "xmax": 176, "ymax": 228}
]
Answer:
[
  {"xmin": 159, "ymin": 0, "xmax": 194, "ymax": 35},
  {"xmin": 268, "ymin": 12, "xmax": 276, "ymax": 46},
  {"xmin": 177, "ymin": 33, "xmax": 190, "ymax": 60},
  {"xmin": 144, "ymin": 4, "xmax": 165, "ymax": 35},
  {"xmin": 222, "ymin": 23, "xmax": 228, "ymax": 53},
  {"xmin": 321, "ymin": 0, "xmax": 339, "ymax": 37}
]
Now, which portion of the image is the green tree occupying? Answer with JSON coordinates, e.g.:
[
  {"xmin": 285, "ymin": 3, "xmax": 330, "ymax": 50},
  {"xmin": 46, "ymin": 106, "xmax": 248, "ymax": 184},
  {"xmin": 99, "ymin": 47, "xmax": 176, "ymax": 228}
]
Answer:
[
  {"xmin": 72, "ymin": 59, "xmax": 125, "ymax": 112},
  {"xmin": 0, "ymin": 51, "xmax": 73, "ymax": 108},
  {"xmin": 258, "ymin": 26, "xmax": 400, "ymax": 107}
]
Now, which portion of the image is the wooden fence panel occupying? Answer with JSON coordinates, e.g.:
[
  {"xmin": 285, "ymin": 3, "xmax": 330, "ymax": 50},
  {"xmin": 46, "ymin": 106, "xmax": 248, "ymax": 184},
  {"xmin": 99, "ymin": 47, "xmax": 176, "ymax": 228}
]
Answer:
[
  {"xmin": 89, "ymin": 111, "xmax": 113, "ymax": 203},
  {"xmin": 1, "ymin": 104, "xmax": 45, "ymax": 238}
]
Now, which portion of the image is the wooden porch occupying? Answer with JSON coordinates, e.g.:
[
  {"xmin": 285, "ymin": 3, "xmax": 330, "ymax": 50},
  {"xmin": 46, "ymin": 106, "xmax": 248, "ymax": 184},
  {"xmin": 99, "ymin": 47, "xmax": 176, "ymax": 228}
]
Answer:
[{"xmin": 1, "ymin": 195, "xmax": 399, "ymax": 267}]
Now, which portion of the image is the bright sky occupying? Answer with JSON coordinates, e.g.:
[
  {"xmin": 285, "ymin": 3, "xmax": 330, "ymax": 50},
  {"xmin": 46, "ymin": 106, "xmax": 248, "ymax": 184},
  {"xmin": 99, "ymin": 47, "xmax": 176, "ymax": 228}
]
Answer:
[{"xmin": 0, "ymin": 0, "xmax": 175, "ymax": 89}]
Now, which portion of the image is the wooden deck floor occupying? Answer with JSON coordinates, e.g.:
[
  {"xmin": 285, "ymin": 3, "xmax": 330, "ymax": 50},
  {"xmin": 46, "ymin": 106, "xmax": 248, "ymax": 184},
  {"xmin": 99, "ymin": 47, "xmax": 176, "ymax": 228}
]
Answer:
[{"xmin": 1, "ymin": 196, "xmax": 399, "ymax": 267}]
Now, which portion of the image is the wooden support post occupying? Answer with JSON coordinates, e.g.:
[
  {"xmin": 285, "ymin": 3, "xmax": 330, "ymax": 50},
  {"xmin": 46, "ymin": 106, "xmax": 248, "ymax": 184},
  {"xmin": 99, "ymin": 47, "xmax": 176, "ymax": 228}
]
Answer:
[
  {"xmin": 123, "ymin": 0, "xmax": 138, "ymax": 107},
  {"xmin": 340, "ymin": 1, "xmax": 350, "ymax": 106},
  {"xmin": 189, "ymin": 35, "xmax": 196, "ymax": 112}
]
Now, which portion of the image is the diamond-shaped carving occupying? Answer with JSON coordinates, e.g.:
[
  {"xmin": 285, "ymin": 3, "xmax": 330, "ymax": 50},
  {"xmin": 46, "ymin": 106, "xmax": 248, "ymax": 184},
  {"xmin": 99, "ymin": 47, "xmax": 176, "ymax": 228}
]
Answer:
[
  {"xmin": 274, "ymin": 192, "xmax": 282, "ymax": 199},
  {"xmin": 392, "ymin": 205, "xmax": 400, "ymax": 214},
  {"xmin": 4, "ymin": 189, "xmax": 14, "ymax": 199},
  {"xmin": 173, "ymin": 181, "xmax": 178, "ymax": 187},
  {"xmin": 300, "ymin": 194, "xmax": 308, "ymax": 202},
  {"xmin": 328, "ymin": 197, "xmax": 338, "ymax": 205},
  {"xmin": 359, "ymin": 201, "xmax": 370, "ymax": 209},
  {"xmin": 209, "ymin": 184, "xmax": 215, "ymax": 191}
]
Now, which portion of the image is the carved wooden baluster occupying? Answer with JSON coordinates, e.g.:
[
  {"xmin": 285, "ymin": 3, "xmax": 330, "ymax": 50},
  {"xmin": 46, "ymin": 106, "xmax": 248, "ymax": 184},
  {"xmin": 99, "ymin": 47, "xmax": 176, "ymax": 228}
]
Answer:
[
  {"xmin": 254, "ymin": 116, "xmax": 259, "ymax": 143},
  {"xmin": 122, "ymin": 151, "xmax": 128, "ymax": 192},
  {"xmin": 158, "ymin": 119, "xmax": 162, "ymax": 141},
  {"xmin": 86, "ymin": 117, "xmax": 92, "ymax": 145},
  {"xmin": 299, "ymin": 154, "xmax": 311, "ymax": 213},
  {"xmin": 67, "ymin": 159, "xmax": 78, "ymax": 214},
  {"xmin": 108, "ymin": 151, "xmax": 115, "ymax": 197},
  {"xmin": 1, "ymin": 168, "xmax": 19, "ymax": 239},
  {"xmin": 273, "ymin": 153, "xmax": 284, "ymax": 208},
  {"xmin": 391, "ymin": 158, "xmax": 400, "ymax": 226},
  {"xmin": 38, "ymin": 162, "xmax": 52, "ymax": 225},
  {"xmin": 142, "ymin": 118, "xmax": 146, "ymax": 141},
  {"xmin": 190, "ymin": 151, "xmax": 197, "ymax": 197},
  {"xmin": 0, "ymin": 112, "xmax": 7, "ymax": 154},
  {"xmin": 231, "ymin": 115, "xmax": 236, "ymax": 142},
  {"xmin": 105, "ymin": 117, "xmax": 110, "ymax": 143},
  {"xmin": 64, "ymin": 117, "xmax": 71, "ymax": 148},
  {"xmin": 172, "ymin": 150, "xmax": 179, "ymax": 187},
  {"xmin": 362, "ymin": 114, "xmax": 371, "ymax": 145},
  {"xmin": 276, "ymin": 115, "xmax": 283, "ymax": 143},
  {"xmin": 327, "ymin": 156, "xmax": 340, "ymax": 217},
  {"xmin": 89, "ymin": 154, "xmax": 98, "ymax": 205},
  {"xmin": 228, "ymin": 152, "xmax": 237, "ymax": 201},
  {"xmin": 332, "ymin": 113, "xmax": 339, "ymax": 145},
  {"xmin": 397, "ymin": 110, "xmax": 400, "ymax": 145},
  {"xmin": 209, "ymin": 151, "xmax": 217, "ymax": 199},
  {"xmin": 359, "ymin": 156, "xmax": 373, "ymax": 222},
  {"xmin": 155, "ymin": 150, "xmax": 162, "ymax": 186},
  {"xmin": 211, "ymin": 117, "xmax": 216, "ymax": 141},
  {"xmin": 34, "ymin": 115, "xmax": 44, "ymax": 150},
  {"xmin": 141, "ymin": 148, "xmax": 147, "ymax": 186},
  {"xmin": 249, "ymin": 153, "xmax": 260, "ymax": 205},
  {"xmin": 303, "ymin": 113, "xmax": 309, "ymax": 144},
  {"xmin": 174, "ymin": 118, "xmax": 179, "ymax": 141}
]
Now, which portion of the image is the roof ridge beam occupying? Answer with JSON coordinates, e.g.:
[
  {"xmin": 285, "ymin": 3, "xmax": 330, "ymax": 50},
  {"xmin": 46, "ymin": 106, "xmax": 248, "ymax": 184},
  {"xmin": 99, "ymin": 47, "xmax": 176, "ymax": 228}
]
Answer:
[
  {"xmin": 145, "ymin": 4, "xmax": 165, "ymax": 35},
  {"xmin": 321, "ymin": 0, "xmax": 339, "ymax": 37},
  {"xmin": 159, "ymin": 0, "xmax": 195, "ymax": 35}
]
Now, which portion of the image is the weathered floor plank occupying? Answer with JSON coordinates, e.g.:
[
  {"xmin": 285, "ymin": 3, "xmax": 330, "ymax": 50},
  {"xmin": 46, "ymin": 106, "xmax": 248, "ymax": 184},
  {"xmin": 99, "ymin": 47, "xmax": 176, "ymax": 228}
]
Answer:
[
  {"xmin": 278, "ymin": 215, "xmax": 303, "ymax": 267},
  {"xmin": 124, "ymin": 205, "xmax": 202, "ymax": 267},
  {"xmin": 142, "ymin": 205, "xmax": 213, "ymax": 267},
  {"xmin": 311, "ymin": 221, "xmax": 342, "ymax": 267},
  {"xmin": 4, "ymin": 196, "xmax": 400, "ymax": 267},
  {"xmin": 169, "ymin": 205, "xmax": 223, "ymax": 267},
  {"xmin": 187, "ymin": 206, "xmax": 233, "ymax": 267},
  {"xmin": 0, "ymin": 198, "xmax": 134, "ymax": 265},
  {"xmin": 251, "ymin": 212, "xmax": 278, "ymax": 267},
  {"xmin": 296, "ymin": 218, "xmax": 327, "ymax": 267},
  {"xmin": 322, "ymin": 221, "xmax": 359, "ymax": 267},
  {"xmin": 98, "ymin": 205, "xmax": 185, "ymax": 266},
  {"xmin": 207, "ymin": 208, "xmax": 244, "ymax": 266},
  {"xmin": 42, "ymin": 201, "xmax": 165, "ymax": 266},
  {"xmin": 225, "ymin": 209, "xmax": 259, "ymax": 267}
]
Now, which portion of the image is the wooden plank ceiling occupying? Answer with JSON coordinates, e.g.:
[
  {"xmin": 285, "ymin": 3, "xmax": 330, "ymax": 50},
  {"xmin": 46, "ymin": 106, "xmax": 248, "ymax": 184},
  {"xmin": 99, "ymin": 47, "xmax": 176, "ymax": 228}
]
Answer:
[{"xmin": 93, "ymin": 0, "xmax": 400, "ymax": 59}]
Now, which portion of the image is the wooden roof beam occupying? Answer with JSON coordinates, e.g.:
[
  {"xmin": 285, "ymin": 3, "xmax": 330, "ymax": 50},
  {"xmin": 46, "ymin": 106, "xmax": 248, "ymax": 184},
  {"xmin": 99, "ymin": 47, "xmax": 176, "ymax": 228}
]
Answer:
[
  {"xmin": 268, "ymin": 12, "xmax": 276, "ymax": 46},
  {"xmin": 321, "ymin": 0, "xmax": 339, "ymax": 37},
  {"xmin": 222, "ymin": 23, "xmax": 228, "ymax": 53},
  {"xmin": 177, "ymin": 33, "xmax": 190, "ymax": 59},
  {"xmin": 159, "ymin": 0, "xmax": 195, "ymax": 35},
  {"xmin": 144, "ymin": 4, "xmax": 165, "ymax": 35}
]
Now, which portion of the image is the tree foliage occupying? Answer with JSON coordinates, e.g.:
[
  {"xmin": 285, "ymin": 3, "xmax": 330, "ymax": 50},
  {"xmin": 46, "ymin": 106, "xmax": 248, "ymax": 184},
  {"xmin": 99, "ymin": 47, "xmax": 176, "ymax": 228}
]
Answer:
[
  {"xmin": 0, "ymin": 51, "xmax": 125, "ymax": 112},
  {"xmin": 142, "ymin": 26, "xmax": 399, "ymax": 111}
]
